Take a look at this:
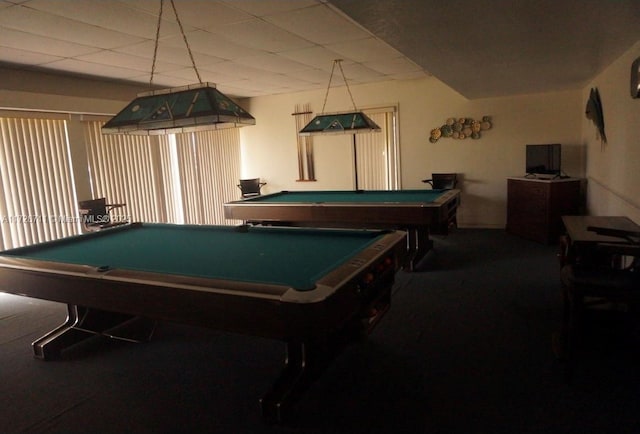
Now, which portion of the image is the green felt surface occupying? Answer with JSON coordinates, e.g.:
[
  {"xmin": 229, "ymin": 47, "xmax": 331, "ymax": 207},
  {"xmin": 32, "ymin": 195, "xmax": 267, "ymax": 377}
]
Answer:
[
  {"xmin": 245, "ymin": 190, "xmax": 446, "ymax": 204},
  {"xmin": 1, "ymin": 224, "xmax": 386, "ymax": 291}
]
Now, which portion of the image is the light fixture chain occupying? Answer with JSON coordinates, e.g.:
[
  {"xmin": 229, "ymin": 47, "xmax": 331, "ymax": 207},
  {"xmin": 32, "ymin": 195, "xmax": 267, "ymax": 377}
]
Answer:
[
  {"xmin": 320, "ymin": 60, "xmax": 338, "ymax": 113},
  {"xmin": 169, "ymin": 0, "xmax": 203, "ymax": 84},
  {"xmin": 336, "ymin": 60, "xmax": 358, "ymax": 111},
  {"xmin": 149, "ymin": 0, "xmax": 164, "ymax": 87}
]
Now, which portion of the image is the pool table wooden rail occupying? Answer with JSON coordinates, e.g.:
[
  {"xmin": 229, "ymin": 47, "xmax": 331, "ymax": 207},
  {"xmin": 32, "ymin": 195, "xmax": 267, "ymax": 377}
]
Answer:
[
  {"xmin": 0, "ymin": 229, "xmax": 406, "ymax": 344},
  {"xmin": 225, "ymin": 189, "xmax": 460, "ymax": 226},
  {"xmin": 224, "ymin": 189, "xmax": 460, "ymax": 271}
]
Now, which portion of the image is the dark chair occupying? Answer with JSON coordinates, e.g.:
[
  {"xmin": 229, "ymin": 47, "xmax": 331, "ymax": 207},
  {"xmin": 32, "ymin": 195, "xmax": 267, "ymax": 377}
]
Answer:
[
  {"xmin": 422, "ymin": 173, "xmax": 459, "ymax": 232},
  {"xmin": 422, "ymin": 173, "xmax": 458, "ymax": 189},
  {"xmin": 78, "ymin": 197, "xmax": 128, "ymax": 232},
  {"xmin": 237, "ymin": 178, "xmax": 266, "ymax": 199},
  {"xmin": 557, "ymin": 229, "xmax": 640, "ymax": 382}
]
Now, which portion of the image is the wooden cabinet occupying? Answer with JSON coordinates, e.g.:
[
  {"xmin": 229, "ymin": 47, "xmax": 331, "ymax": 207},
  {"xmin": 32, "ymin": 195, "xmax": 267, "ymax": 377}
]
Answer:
[{"xmin": 506, "ymin": 177, "xmax": 582, "ymax": 244}]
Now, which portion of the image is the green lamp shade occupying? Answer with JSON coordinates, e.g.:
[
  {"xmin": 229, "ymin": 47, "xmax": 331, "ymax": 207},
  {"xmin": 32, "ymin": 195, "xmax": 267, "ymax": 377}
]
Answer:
[
  {"xmin": 299, "ymin": 112, "xmax": 380, "ymax": 136},
  {"xmin": 102, "ymin": 83, "xmax": 255, "ymax": 135}
]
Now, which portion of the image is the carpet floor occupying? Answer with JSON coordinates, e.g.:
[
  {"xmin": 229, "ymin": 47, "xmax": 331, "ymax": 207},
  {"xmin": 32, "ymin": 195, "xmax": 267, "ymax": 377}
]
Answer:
[{"xmin": 1, "ymin": 229, "xmax": 639, "ymax": 433}]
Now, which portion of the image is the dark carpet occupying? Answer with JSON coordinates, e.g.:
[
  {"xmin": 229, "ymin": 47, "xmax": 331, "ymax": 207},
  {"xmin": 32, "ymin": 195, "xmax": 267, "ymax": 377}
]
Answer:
[{"xmin": 1, "ymin": 229, "xmax": 639, "ymax": 434}]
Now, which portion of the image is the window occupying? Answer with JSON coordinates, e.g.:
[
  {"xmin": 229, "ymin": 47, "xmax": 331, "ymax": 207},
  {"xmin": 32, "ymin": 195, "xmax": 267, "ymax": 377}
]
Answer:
[
  {"xmin": 0, "ymin": 116, "xmax": 79, "ymax": 249},
  {"xmin": 84, "ymin": 121, "xmax": 167, "ymax": 223},
  {"xmin": 84, "ymin": 121, "xmax": 241, "ymax": 226},
  {"xmin": 356, "ymin": 108, "xmax": 400, "ymax": 190},
  {"xmin": 169, "ymin": 129, "xmax": 241, "ymax": 225}
]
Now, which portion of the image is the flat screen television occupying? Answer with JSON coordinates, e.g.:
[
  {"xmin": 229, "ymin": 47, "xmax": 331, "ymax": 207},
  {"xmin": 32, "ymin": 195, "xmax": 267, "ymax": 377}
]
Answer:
[{"xmin": 526, "ymin": 143, "xmax": 561, "ymax": 176}]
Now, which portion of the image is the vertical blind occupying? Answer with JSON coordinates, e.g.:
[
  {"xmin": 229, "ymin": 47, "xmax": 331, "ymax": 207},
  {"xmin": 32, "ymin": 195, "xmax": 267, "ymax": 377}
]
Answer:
[
  {"xmin": 84, "ymin": 121, "xmax": 166, "ymax": 223},
  {"xmin": 170, "ymin": 129, "xmax": 241, "ymax": 225},
  {"xmin": 84, "ymin": 121, "xmax": 241, "ymax": 226},
  {"xmin": 157, "ymin": 135, "xmax": 182, "ymax": 223},
  {"xmin": 196, "ymin": 128, "xmax": 242, "ymax": 224},
  {"xmin": 356, "ymin": 111, "xmax": 399, "ymax": 190},
  {"xmin": 0, "ymin": 117, "xmax": 79, "ymax": 249}
]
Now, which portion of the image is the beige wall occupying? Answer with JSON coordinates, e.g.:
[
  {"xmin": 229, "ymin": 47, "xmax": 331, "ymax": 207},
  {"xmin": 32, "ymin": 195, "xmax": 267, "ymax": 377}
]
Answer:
[
  {"xmin": 241, "ymin": 76, "xmax": 583, "ymax": 228},
  {"xmin": 4, "ymin": 40, "xmax": 638, "ymax": 229},
  {"xmin": 581, "ymin": 41, "xmax": 640, "ymax": 223}
]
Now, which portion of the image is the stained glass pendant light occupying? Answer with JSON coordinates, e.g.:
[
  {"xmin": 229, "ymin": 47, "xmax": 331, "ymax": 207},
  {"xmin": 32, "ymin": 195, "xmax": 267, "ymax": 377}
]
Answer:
[
  {"xmin": 101, "ymin": 82, "xmax": 255, "ymax": 135},
  {"xmin": 102, "ymin": 0, "xmax": 254, "ymax": 135},
  {"xmin": 299, "ymin": 60, "xmax": 380, "ymax": 136}
]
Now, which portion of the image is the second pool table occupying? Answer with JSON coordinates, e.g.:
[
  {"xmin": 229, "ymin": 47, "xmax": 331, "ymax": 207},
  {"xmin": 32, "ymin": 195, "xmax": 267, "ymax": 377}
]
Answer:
[
  {"xmin": 224, "ymin": 189, "xmax": 460, "ymax": 271},
  {"xmin": 0, "ymin": 222, "xmax": 406, "ymax": 423}
]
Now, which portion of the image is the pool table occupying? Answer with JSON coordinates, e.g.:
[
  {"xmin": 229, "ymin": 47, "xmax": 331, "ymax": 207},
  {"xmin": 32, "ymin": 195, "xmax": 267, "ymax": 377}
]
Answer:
[
  {"xmin": 224, "ymin": 189, "xmax": 460, "ymax": 271},
  {"xmin": 0, "ymin": 222, "xmax": 406, "ymax": 423}
]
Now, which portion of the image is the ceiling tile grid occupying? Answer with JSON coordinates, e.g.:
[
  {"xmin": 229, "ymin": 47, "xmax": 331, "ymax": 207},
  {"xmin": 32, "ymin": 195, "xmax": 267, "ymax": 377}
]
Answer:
[
  {"xmin": 0, "ymin": 0, "xmax": 428, "ymax": 98},
  {"xmin": 3, "ymin": 0, "xmax": 635, "ymax": 99}
]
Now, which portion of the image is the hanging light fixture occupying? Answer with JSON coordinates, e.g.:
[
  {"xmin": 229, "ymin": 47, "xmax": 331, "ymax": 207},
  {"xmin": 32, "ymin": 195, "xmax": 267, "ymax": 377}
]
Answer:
[
  {"xmin": 299, "ymin": 59, "xmax": 380, "ymax": 136},
  {"xmin": 102, "ymin": 0, "xmax": 255, "ymax": 135}
]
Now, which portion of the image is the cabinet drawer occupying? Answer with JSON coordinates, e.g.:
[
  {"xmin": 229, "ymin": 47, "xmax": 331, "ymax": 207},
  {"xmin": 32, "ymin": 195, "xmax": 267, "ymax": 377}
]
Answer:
[
  {"xmin": 506, "ymin": 178, "xmax": 582, "ymax": 244},
  {"xmin": 508, "ymin": 180, "xmax": 548, "ymax": 199}
]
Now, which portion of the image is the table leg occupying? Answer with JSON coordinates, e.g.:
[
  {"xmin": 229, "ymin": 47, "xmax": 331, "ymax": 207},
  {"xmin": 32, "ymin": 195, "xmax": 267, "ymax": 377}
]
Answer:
[
  {"xmin": 33, "ymin": 304, "xmax": 92, "ymax": 360},
  {"xmin": 405, "ymin": 227, "xmax": 433, "ymax": 271},
  {"xmin": 33, "ymin": 304, "xmax": 156, "ymax": 360},
  {"xmin": 260, "ymin": 339, "xmax": 333, "ymax": 424},
  {"xmin": 259, "ymin": 293, "xmax": 391, "ymax": 425}
]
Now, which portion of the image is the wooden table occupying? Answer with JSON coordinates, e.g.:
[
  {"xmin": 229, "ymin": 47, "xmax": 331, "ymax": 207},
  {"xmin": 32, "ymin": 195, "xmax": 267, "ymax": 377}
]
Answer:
[
  {"xmin": 560, "ymin": 215, "xmax": 640, "ymax": 266},
  {"xmin": 556, "ymin": 217, "xmax": 640, "ymax": 378}
]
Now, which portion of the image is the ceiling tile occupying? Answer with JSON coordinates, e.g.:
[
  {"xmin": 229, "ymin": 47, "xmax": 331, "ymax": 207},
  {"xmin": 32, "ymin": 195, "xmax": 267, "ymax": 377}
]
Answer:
[
  {"xmin": 163, "ymin": 0, "xmax": 253, "ymax": 28},
  {"xmin": 364, "ymin": 56, "xmax": 424, "ymax": 75},
  {"xmin": 206, "ymin": 61, "xmax": 291, "ymax": 83},
  {"xmin": 127, "ymin": 72, "xmax": 189, "ymax": 88},
  {"xmin": 0, "ymin": 5, "xmax": 146, "ymax": 49},
  {"xmin": 115, "ymin": 41, "xmax": 227, "ymax": 68},
  {"xmin": 22, "ymin": 0, "xmax": 175, "ymax": 39},
  {"xmin": 76, "ymin": 50, "xmax": 185, "ymax": 75},
  {"xmin": 278, "ymin": 46, "xmax": 347, "ymax": 70},
  {"xmin": 203, "ymin": 18, "xmax": 314, "ymax": 52},
  {"xmin": 221, "ymin": 0, "xmax": 318, "ymax": 17},
  {"xmin": 115, "ymin": 41, "xmax": 189, "ymax": 65},
  {"xmin": 158, "ymin": 66, "xmax": 238, "ymax": 85},
  {"xmin": 291, "ymin": 68, "xmax": 332, "ymax": 85},
  {"xmin": 249, "ymin": 73, "xmax": 315, "ymax": 89},
  {"xmin": 124, "ymin": 72, "xmax": 182, "ymax": 87},
  {"xmin": 326, "ymin": 37, "xmax": 403, "ymax": 62},
  {"xmin": 233, "ymin": 53, "xmax": 312, "ymax": 74},
  {"xmin": 43, "ymin": 58, "xmax": 144, "ymax": 80},
  {"xmin": 160, "ymin": 30, "xmax": 265, "ymax": 61},
  {"xmin": 112, "ymin": 0, "xmax": 160, "ymax": 15},
  {"xmin": 0, "ymin": 27, "xmax": 101, "ymax": 57},
  {"xmin": 388, "ymin": 70, "xmax": 431, "ymax": 81},
  {"xmin": 339, "ymin": 62, "xmax": 385, "ymax": 83},
  {"xmin": 264, "ymin": 4, "xmax": 371, "ymax": 44}
]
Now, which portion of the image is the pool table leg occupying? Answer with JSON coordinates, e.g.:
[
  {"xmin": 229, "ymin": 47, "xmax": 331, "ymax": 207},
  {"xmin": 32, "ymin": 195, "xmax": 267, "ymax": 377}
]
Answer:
[
  {"xmin": 406, "ymin": 227, "xmax": 433, "ymax": 271},
  {"xmin": 260, "ymin": 339, "xmax": 335, "ymax": 424},
  {"xmin": 33, "ymin": 304, "xmax": 156, "ymax": 360}
]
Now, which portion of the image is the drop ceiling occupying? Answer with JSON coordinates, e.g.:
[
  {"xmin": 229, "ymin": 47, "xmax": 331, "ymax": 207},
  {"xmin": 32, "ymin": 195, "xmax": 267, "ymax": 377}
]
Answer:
[{"xmin": 1, "ymin": 0, "xmax": 639, "ymax": 100}]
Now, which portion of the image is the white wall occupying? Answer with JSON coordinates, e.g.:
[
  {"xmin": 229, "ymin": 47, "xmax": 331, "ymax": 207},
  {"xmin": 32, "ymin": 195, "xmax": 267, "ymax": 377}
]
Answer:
[
  {"xmin": 241, "ymin": 76, "xmax": 583, "ymax": 228},
  {"xmin": 581, "ymin": 41, "xmax": 640, "ymax": 223},
  {"xmin": 14, "ymin": 58, "xmax": 637, "ymax": 229}
]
